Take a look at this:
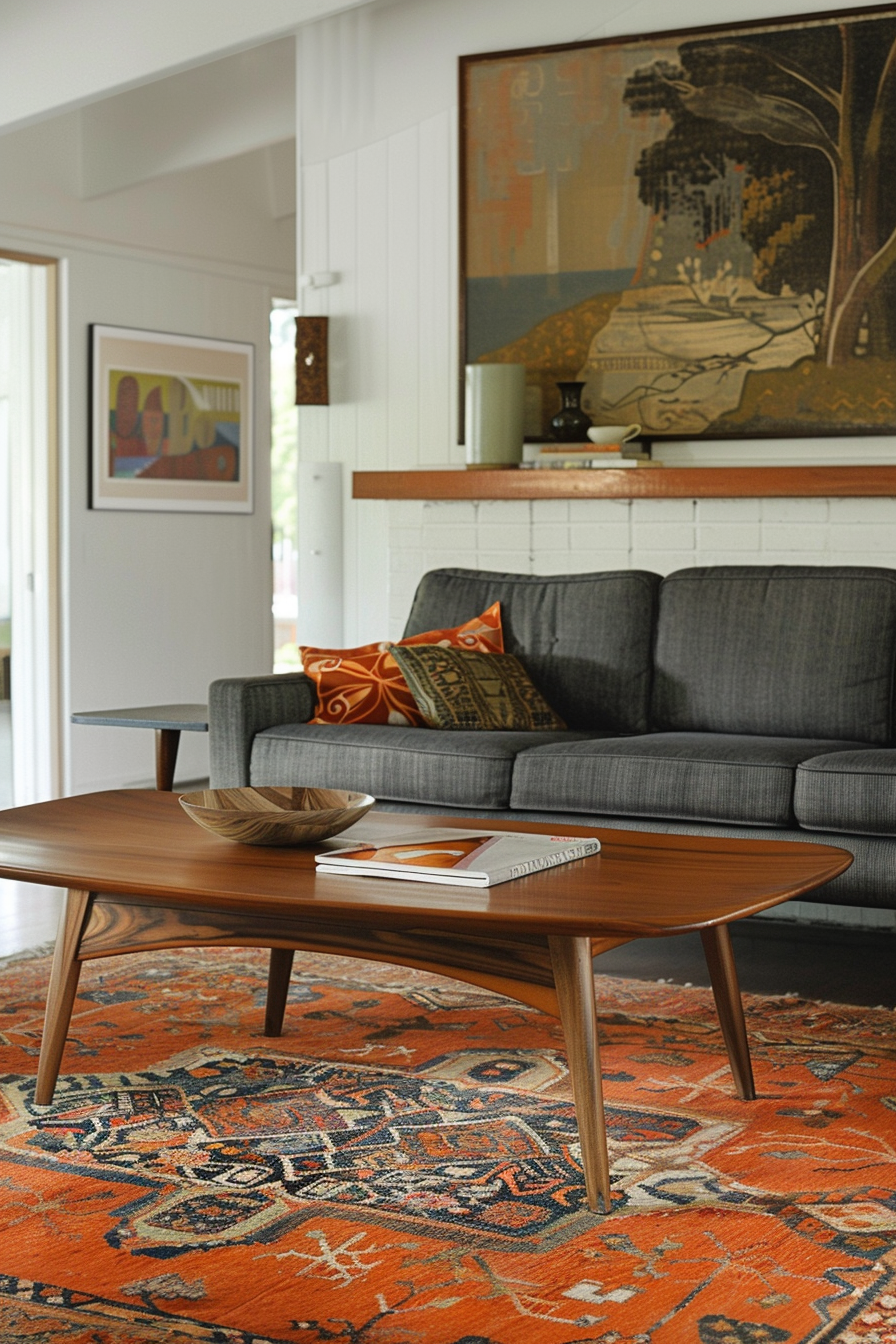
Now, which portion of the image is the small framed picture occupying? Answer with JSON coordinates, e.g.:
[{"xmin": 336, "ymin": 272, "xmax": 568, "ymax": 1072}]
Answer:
[{"xmin": 89, "ymin": 324, "xmax": 254, "ymax": 512}]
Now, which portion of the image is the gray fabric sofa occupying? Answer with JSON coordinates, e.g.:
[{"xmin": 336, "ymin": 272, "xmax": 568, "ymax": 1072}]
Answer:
[{"xmin": 209, "ymin": 564, "xmax": 896, "ymax": 914}]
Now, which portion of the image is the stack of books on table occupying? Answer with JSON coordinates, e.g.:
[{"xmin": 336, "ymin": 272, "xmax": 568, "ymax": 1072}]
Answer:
[
  {"xmin": 315, "ymin": 827, "xmax": 601, "ymax": 888},
  {"xmin": 521, "ymin": 443, "xmax": 661, "ymax": 469}
]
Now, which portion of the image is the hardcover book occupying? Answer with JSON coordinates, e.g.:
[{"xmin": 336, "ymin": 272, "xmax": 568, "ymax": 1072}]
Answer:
[
  {"xmin": 315, "ymin": 828, "xmax": 600, "ymax": 888},
  {"xmin": 520, "ymin": 443, "xmax": 659, "ymax": 469}
]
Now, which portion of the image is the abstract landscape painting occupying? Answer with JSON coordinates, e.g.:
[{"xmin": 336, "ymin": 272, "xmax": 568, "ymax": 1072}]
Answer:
[{"xmin": 461, "ymin": 6, "xmax": 896, "ymax": 440}]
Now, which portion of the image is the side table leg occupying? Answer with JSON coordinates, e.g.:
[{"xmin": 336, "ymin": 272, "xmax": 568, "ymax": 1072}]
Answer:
[
  {"xmin": 264, "ymin": 949, "xmax": 295, "ymax": 1036},
  {"xmin": 35, "ymin": 889, "xmax": 93, "ymax": 1106},
  {"xmin": 155, "ymin": 728, "xmax": 181, "ymax": 791},
  {"xmin": 549, "ymin": 935, "xmax": 612, "ymax": 1213},
  {"xmin": 700, "ymin": 924, "xmax": 756, "ymax": 1101}
]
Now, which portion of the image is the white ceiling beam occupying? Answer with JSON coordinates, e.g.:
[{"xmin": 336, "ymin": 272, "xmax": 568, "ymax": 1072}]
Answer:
[
  {"xmin": 79, "ymin": 40, "xmax": 296, "ymax": 198},
  {"xmin": 0, "ymin": 0, "xmax": 372, "ymax": 137}
]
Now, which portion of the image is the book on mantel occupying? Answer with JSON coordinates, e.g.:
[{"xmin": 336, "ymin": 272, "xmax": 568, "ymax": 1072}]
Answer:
[
  {"xmin": 315, "ymin": 827, "xmax": 601, "ymax": 888},
  {"xmin": 520, "ymin": 443, "xmax": 662, "ymax": 469}
]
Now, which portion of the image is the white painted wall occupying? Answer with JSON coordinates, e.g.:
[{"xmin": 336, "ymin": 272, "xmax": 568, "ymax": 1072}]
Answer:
[
  {"xmin": 0, "ymin": 226, "xmax": 286, "ymax": 793},
  {"xmin": 63, "ymin": 246, "xmax": 278, "ymax": 792},
  {"xmin": 0, "ymin": 90, "xmax": 295, "ymax": 791},
  {"xmin": 0, "ymin": 0, "xmax": 370, "ymax": 135},
  {"xmin": 0, "ymin": 268, "xmax": 10, "ymax": 620},
  {"xmin": 294, "ymin": 0, "xmax": 896, "ymax": 647},
  {"xmin": 0, "ymin": 113, "xmax": 295, "ymax": 277},
  {"xmin": 79, "ymin": 40, "xmax": 296, "ymax": 199},
  {"xmin": 1, "ymin": 0, "xmax": 892, "ymax": 787}
]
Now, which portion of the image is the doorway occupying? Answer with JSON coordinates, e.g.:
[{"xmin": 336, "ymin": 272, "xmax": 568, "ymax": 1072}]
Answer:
[
  {"xmin": 0, "ymin": 251, "xmax": 60, "ymax": 806},
  {"xmin": 0, "ymin": 250, "xmax": 63, "ymax": 961}
]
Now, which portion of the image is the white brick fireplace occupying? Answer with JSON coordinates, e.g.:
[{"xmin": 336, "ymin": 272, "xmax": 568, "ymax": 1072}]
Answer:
[{"xmin": 387, "ymin": 495, "xmax": 896, "ymax": 640}]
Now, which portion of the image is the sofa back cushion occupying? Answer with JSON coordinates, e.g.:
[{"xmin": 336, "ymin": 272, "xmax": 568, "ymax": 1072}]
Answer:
[
  {"xmin": 403, "ymin": 568, "xmax": 660, "ymax": 732},
  {"xmin": 651, "ymin": 565, "xmax": 896, "ymax": 743}
]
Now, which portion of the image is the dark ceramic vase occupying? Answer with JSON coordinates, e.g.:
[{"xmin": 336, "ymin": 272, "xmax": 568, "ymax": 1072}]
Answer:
[{"xmin": 550, "ymin": 381, "xmax": 592, "ymax": 441}]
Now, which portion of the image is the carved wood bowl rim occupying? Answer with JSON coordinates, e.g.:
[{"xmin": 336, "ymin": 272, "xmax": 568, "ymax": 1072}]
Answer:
[{"xmin": 178, "ymin": 786, "xmax": 376, "ymax": 846}]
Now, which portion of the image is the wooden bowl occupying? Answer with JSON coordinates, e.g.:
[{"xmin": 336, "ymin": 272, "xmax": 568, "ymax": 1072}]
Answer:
[{"xmin": 179, "ymin": 786, "xmax": 375, "ymax": 846}]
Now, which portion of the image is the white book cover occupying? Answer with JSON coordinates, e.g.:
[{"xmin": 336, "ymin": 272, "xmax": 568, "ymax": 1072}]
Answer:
[
  {"xmin": 532, "ymin": 458, "xmax": 637, "ymax": 469},
  {"xmin": 315, "ymin": 828, "xmax": 600, "ymax": 888}
]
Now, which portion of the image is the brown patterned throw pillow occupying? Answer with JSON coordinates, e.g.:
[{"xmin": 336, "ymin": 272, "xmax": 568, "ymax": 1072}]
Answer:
[{"xmin": 389, "ymin": 645, "xmax": 565, "ymax": 731}]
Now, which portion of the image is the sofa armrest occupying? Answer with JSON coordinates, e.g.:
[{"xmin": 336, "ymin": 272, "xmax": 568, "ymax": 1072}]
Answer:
[{"xmin": 208, "ymin": 673, "xmax": 317, "ymax": 787}]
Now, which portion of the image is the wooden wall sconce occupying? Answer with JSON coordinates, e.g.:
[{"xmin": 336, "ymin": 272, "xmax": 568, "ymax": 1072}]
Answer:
[{"xmin": 295, "ymin": 316, "xmax": 329, "ymax": 405}]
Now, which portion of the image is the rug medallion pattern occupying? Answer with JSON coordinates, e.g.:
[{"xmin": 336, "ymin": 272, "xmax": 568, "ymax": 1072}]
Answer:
[{"xmin": 0, "ymin": 947, "xmax": 893, "ymax": 1342}]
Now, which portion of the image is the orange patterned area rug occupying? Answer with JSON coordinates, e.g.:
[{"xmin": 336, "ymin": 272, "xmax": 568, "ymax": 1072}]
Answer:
[{"xmin": 0, "ymin": 946, "xmax": 894, "ymax": 1344}]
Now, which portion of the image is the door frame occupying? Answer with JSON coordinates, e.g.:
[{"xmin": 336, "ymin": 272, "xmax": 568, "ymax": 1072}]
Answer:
[{"xmin": 1, "ymin": 247, "xmax": 61, "ymax": 801}]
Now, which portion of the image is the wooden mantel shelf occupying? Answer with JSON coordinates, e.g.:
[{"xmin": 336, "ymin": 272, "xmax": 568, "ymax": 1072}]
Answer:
[{"xmin": 353, "ymin": 466, "xmax": 896, "ymax": 501}]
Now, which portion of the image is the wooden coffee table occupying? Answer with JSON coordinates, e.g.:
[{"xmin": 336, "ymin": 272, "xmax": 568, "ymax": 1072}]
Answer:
[{"xmin": 0, "ymin": 791, "xmax": 851, "ymax": 1213}]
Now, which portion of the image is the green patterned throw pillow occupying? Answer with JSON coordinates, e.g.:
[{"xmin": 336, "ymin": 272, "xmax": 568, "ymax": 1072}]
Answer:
[{"xmin": 389, "ymin": 644, "xmax": 566, "ymax": 731}]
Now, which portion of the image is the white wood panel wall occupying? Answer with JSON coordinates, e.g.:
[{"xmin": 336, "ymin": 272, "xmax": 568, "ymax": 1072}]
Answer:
[
  {"xmin": 297, "ymin": 108, "xmax": 462, "ymax": 646},
  {"xmin": 296, "ymin": 0, "xmax": 896, "ymax": 650},
  {"xmin": 0, "ymin": 225, "xmax": 287, "ymax": 796}
]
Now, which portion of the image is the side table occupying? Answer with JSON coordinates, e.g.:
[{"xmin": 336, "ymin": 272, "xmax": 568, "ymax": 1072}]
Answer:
[{"xmin": 70, "ymin": 704, "xmax": 208, "ymax": 790}]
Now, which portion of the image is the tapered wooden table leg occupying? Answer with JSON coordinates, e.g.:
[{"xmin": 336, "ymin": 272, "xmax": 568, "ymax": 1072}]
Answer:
[
  {"xmin": 549, "ymin": 934, "xmax": 611, "ymax": 1213},
  {"xmin": 155, "ymin": 728, "xmax": 181, "ymax": 791},
  {"xmin": 700, "ymin": 924, "xmax": 756, "ymax": 1100},
  {"xmin": 264, "ymin": 948, "xmax": 295, "ymax": 1036},
  {"xmin": 35, "ymin": 889, "xmax": 92, "ymax": 1106}
]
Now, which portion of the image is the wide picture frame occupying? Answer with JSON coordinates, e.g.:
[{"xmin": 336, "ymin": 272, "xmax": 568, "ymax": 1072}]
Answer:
[
  {"xmin": 460, "ymin": 4, "xmax": 896, "ymax": 442},
  {"xmin": 90, "ymin": 325, "xmax": 254, "ymax": 512}
]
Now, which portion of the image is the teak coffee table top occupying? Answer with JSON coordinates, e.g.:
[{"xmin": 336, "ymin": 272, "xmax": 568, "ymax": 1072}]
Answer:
[
  {"xmin": 0, "ymin": 791, "xmax": 852, "ymax": 1215},
  {"xmin": 0, "ymin": 790, "xmax": 850, "ymax": 937}
]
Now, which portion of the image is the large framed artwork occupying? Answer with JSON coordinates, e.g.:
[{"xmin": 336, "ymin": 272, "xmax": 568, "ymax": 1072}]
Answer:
[
  {"xmin": 460, "ymin": 5, "xmax": 896, "ymax": 441},
  {"xmin": 90, "ymin": 325, "xmax": 254, "ymax": 512}
]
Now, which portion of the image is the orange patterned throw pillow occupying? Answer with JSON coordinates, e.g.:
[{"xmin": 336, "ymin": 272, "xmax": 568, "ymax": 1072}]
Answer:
[{"xmin": 300, "ymin": 603, "xmax": 503, "ymax": 727}]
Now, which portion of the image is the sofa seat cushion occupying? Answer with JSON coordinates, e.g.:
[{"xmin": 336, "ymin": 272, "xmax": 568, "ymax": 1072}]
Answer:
[
  {"xmin": 795, "ymin": 750, "xmax": 896, "ymax": 836},
  {"xmin": 510, "ymin": 733, "xmax": 869, "ymax": 826},
  {"xmin": 250, "ymin": 723, "xmax": 603, "ymax": 810}
]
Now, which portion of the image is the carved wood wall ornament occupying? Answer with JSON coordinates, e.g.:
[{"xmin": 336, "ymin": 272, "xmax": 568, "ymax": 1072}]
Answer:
[{"xmin": 296, "ymin": 316, "xmax": 329, "ymax": 405}]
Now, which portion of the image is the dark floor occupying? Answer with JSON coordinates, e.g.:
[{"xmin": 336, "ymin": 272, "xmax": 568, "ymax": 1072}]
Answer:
[{"xmin": 597, "ymin": 916, "xmax": 896, "ymax": 1008}]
